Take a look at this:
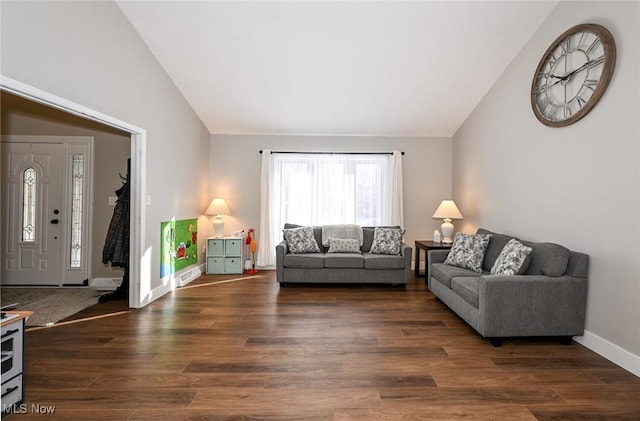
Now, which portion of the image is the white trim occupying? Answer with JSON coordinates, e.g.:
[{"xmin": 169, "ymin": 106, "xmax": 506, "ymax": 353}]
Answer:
[
  {"xmin": 1, "ymin": 75, "xmax": 148, "ymax": 309},
  {"xmin": 574, "ymin": 330, "xmax": 640, "ymax": 377}
]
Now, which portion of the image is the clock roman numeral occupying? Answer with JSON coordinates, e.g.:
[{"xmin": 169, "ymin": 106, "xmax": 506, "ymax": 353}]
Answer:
[
  {"xmin": 545, "ymin": 52, "xmax": 558, "ymax": 67},
  {"xmin": 584, "ymin": 79, "xmax": 599, "ymax": 92},
  {"xmin": 561, "ymin": 38, "xmax": 571, "ymax": 53},
  {"xmin": 586, "ymin": 37, "xmax": 601, "ymax": 56}
]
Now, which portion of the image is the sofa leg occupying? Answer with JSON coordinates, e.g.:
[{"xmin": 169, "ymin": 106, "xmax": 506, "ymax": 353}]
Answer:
[
  {"xmin": 559, "ymin": 336, "xmax": 573, "ymax": 345},
  {"xmin": 489, "ymin": 338, "xmax": 503, "ymax": 347}
]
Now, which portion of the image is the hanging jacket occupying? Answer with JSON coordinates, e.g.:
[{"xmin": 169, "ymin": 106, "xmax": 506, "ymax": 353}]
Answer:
[{"xmin": 102, "ymin": 181, "xmax": 130, "ymax": 268}]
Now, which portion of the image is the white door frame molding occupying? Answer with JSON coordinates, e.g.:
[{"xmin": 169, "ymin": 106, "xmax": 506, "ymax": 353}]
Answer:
[{"xmin": 1, "ymin": 75, "xmax": 147, "ymax": 308}]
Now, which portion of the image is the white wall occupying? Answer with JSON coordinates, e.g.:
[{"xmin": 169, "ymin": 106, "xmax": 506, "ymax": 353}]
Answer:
[
  {"xmin": 210, "ymin": 134, "xmax": 452, "ymax": 262},
  {"xmin": 453, "ymin": 1, "xmax": 640, "ymax": 373},
  {"xmin": 1, "ymin": 1, "xmax": 211, "ymax": 298}
]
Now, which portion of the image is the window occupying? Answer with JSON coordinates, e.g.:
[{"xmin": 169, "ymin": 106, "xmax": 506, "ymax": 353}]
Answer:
[
  {"xmin": 258, "ymin": 151, "xmax": 404, "ymax": 266},
  {"xmin": 275, "ymin": 153, "xmax": 391, "ymax": 226},
  {"xmin": 22, "ymin": 168, "xmax": 37, "ymax": 242},
  {"xmin": 69, "ymin": 155, "xmax": 84, "ymax": 268}
]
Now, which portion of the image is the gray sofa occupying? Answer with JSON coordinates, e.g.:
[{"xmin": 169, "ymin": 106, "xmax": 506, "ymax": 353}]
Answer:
[
  {"xmin": 429, "ymin": 228, "xmax": 589, "ymax": 346},
  {"xmin": 276, "ymin": 224, "xmax": 412, "ymax": 286}
]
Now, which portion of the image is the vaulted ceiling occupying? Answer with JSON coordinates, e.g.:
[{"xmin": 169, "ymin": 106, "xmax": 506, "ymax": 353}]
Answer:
[{"xmin": 117, "ymin": 1, "xmax": 558, "ymax": 137}]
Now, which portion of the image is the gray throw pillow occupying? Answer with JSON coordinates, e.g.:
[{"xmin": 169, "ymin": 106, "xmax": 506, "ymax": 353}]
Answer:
[
  {"xmin": 369, "ymin": 227, "xmax": 405, "ymax": 255},
  {"xmin": 490, "ymin": 238, "xmax": 533, "ymax": 276},
  {"xmin": 444, "ymin": 233, "xmax": 491, "ymax": 273},
  {"xmin": 328, "ymin": 238, "xmax": 361, "ymax": 253},
  {"xmin": 283, "ymin": 226, "xmax": 321, "ymax": 254}
]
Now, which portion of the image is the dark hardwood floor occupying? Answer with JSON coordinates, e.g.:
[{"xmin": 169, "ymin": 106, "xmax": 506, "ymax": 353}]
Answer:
[{"xmin": 7, "ymin": 271, "xmax": 639, "ymax": 420}]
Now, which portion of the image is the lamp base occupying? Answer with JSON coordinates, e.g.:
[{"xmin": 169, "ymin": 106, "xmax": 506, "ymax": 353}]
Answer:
[
  {"xmin": 213, "ymin": 217, "xmax": 224, "ymax": 238},
  {"xmin": 441, "ymin": 218, "xmax": 454, "ymax": 244}
]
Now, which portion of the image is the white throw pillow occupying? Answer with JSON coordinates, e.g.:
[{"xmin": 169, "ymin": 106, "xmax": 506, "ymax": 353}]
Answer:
[{"xmin": 328, "ymin": 238, "xmax": 361, "ymax": 253}]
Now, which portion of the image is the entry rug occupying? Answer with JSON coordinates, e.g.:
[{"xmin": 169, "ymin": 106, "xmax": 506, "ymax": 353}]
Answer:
[{"xmin": 1, "ymin": 287, "xmax": 101, "ymax": 327}]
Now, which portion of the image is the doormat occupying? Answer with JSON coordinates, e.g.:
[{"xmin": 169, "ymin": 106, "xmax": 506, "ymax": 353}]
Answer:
[{"xmin": 1, "ymin": 287, "xmax": 101, "ymax": 327}]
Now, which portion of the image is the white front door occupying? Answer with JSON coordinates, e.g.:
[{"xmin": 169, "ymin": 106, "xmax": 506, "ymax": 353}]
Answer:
[{"xmin": 2, "ymin": 142, "xmax": 65, "ymax": 285}]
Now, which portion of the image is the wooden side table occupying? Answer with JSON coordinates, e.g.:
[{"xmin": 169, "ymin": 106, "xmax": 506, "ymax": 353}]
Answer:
[{"xmin": 414, "ymin": 240, "xmax": 452, "ymax": 281}]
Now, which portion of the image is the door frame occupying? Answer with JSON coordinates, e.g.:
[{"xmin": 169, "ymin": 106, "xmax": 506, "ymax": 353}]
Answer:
[
  {"xmin": 1, "ymin": 135, "xmax": 94, "ymax": 285},
  {"xmin": 1, "ymin": 75, "xmax": 147, "ymax": 309}
]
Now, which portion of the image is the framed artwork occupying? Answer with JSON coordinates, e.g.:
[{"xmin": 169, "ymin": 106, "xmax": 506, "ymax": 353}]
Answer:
[{"xmin": 161, "ymin": 218, "xmax": 198, "ymax": 278}]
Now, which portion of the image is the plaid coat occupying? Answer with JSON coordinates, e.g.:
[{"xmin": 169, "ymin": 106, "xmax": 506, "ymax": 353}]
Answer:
[{"xmin": 102, "ymin": 182, "xmax": 129, "ymax": 268}]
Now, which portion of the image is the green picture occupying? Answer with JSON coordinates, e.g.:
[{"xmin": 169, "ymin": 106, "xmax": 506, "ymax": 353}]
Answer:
[{"xmin": 161, "ymin": 218, "xmax": 198, "ymax": 278}]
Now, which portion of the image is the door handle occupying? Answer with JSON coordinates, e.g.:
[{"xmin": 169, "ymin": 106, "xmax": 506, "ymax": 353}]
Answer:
[{"xmin": 50, "ymin": 219, "xmax": 59, "ymax": 224}]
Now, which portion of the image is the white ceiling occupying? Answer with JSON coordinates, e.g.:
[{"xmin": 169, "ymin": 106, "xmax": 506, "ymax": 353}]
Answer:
[{"xmin": 117, "ymin": 1, "xmax": 557, "ymax": 137}]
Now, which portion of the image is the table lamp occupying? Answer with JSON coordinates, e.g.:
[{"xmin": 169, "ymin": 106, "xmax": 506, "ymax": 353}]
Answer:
[
  {"xmin": 205, "ymin": 198, "xmax": 231, "ymax": 238},
  {"xmin": 432, "ymin": 200, "xmax": 463, "ymax": 244}
]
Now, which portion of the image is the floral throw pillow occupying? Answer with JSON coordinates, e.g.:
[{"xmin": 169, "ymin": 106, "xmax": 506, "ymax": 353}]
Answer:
[
  {"xmin": 369, "ymin": 228, "xmax": 405, "ymax": 255},
  {"xmin": 444, "ymin": 233, "xmax": 491, "ymax": 273},
  {"xmin": 328, "ymin": 238, "xmax": 361, "ymax": 253},
  {"xmin": 490, "ymin": 238, "xmax": 533, "ymax": 276},
  {"xmin": 283, "ymin": 226, "xmax": 321, "ymax": 254}
]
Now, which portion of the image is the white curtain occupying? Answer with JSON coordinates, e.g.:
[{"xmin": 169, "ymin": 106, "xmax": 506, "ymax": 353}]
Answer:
[
  {"xmin": 258, "ymin": 151, "xmax": 404, "ymax": 267},
  {"xmin": 257, "ymin": 149, "xmax": 275, "ymax": 266},
  {"xmin": 390, "ymin": 150, "xmax": 404, "ymax": 227}
]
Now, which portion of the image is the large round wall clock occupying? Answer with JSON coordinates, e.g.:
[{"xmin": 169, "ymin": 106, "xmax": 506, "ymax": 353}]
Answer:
[{"xmin": 531, "ymin": 23, "xmax": 616, "ymax": 127}]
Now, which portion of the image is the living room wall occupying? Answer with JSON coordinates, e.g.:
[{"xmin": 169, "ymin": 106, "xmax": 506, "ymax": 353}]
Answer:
[
  {"xmin": 1, "ymin": 1, "xmax": 211, "ymax": 303},
  {"xmin": 452, "ymin": 1, "xmax": 639, "ymax": 373},
  {"xmin": 209, "ymin": 134, "xmax": 452, "ymax": 263}
]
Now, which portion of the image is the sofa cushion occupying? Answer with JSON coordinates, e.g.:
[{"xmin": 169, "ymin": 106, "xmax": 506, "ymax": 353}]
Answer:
[
  {"xmin": 283, "ymin": 253, "xmax": 325, "ymax": 268},
  {"xmin": 451, "ymin": 276, "xmax": 480, "ymax": 309},
  {"xmin": 444, "ymin": 233, "xmax": 491, "ymax": 273},
  {"xmin": 283, "ymin": 226, "xmax": 321, "ymax": 254},
  {"xmin": 363, "ymin": 253, "xmax": 405, "ymax": 270},
  {"xmin": 370, "ymin": 227, "xmax": 405, "ymax": 255},
  {"xmin": 431, "ymin": 262, "xmax": 480, "ymax": 289},
  {"xmin": 490, "ymin": 239, "xmax": 533, "ymax": 276},
  {"xmin": 324, "ymin": 253, "xmax": 364, "ymax": 269},
  {"xmin": 328, "ymin": 238, "xmax": 361, "ymax": 253},
  {"xmin": 477, "ymin": 228, "xmax": 516, "ymax": 272},
  {"xmin": 521, "ymin": 241, "xmax": 570, "ymax": 277}
]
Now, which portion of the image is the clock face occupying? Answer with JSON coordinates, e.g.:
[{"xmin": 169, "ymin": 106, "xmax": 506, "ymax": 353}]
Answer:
[{"xmin": 531, "ymin": 23, "xmax": 616, "ymax": 127}]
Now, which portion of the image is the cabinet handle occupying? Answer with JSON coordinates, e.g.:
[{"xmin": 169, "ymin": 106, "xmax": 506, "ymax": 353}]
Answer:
[
  {"xmin": 1, "ymin": 329, "xmax": 19, "ymax": 339},
  {"xmin": 1, "ymin": 386, "xmax": 19, "ymax": 398}
]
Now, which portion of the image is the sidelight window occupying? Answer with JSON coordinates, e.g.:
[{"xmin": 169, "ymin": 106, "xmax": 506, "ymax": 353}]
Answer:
[
  {"xmin": 22, "ymin": 168, "xmax": 37, "ymax": 242},
  {"xmin": 69, "ymin": 155, "xmax": 84, "ymax": 268}
]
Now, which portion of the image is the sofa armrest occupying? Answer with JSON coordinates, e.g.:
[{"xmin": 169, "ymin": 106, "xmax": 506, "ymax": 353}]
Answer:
[
  {"xmin": 276, "ymin": 240, "xmax": 288, "ymax": 283},
  {"xmin": 426, "ymin": 249, "xmax": 450, "ymax": 288},
  {"xmin": 478, "ymin": 275, "xmax": 588, "ymax": 338},
  {"xmin": 401, "ymin": 242, "xmax": 413, "ymax": 284}
]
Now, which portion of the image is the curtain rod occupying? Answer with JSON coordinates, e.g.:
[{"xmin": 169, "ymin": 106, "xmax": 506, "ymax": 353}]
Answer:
[{"xmin": 259, "ymin": 150, "xmax": 404, "ymax": 155}]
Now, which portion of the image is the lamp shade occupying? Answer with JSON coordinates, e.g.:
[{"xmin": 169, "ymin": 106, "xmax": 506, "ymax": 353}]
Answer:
[
  {"xmin": 432, "ymin": 200, "xmax": 463, "ymax": 220},
  {"xmin": 205, "ymin": 198, "xmax": 231, "ymax": 216}
]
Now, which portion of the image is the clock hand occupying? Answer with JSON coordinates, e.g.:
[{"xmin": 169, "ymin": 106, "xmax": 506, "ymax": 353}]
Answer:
[{"xmin": 549, "ymin": 57, "xmax": 605, "ymax": 87}]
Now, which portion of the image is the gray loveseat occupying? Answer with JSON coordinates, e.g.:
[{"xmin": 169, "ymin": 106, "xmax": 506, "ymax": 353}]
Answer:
[
  {"xmin": 429, "ymin": 228, "xmax": 589, "ymax": 346},
  {"xmin": 276, "ymin": 223, "xmax": 412, "ymax": 286}
]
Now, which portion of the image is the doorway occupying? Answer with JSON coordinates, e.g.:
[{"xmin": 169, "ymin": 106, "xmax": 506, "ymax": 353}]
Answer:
[
  {"xmin": 1, "ymin": 76, "xmax": 147, "ymax": 309},
  {"xmin": 1, "ymin": 136, "xmax": 93, "ymax": 285}
]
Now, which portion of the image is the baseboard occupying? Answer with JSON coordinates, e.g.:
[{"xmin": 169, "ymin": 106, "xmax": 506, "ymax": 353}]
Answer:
[
  {"xmin": 574, "ymin": 330, "xmax": 640, "ymax": 377},
  {"xmin": 140, "ymin": 264, "xmax": 205, "ymax": 306},
  {"xmin": 177, "ymin": 265, "xmax": 202, "ymax": 287},
  {"xmin": 89, "ymin": 277, "xmax": 122, "ymax": 291}
]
